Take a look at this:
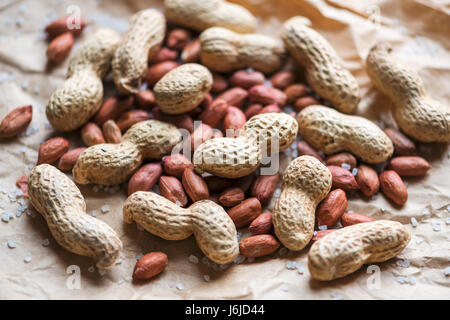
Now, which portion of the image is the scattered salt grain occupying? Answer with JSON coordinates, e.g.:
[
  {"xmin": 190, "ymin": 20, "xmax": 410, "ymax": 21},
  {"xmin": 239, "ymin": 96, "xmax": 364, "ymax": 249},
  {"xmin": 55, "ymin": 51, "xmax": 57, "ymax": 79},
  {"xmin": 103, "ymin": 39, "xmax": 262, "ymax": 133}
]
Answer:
[
  {"xmin": 415, "ymin": 237, "xmax": 424, "ymax": 244},
  {"xmin": 98, "ymin": 269, "xmax": 106, "ymax": 276},
  {"xmin": 188, "ymin": 255, "xmax": 199, "ymax": 264},
  {"xmin": 19, "ymin": 4, "xmax": 27, "ymax": 13},
  {"xmin": 19, "ymin": 146, "xmax": 27, "ymax": 153},
  {"xmin": 117, "ymin": 280, "xmax": 124, "ymax": 285},
  {"xmin": 351, "ymin": 168, "xmax": 358, "ymax": 176},
  {"xmin": 176, "ymin": 283, "xmax": 184, "ymax": 291},
  {"xmin": 220, "ymin": 263, "xmax": 230, "ymax": 269},
  {"xmin": 447, "ymin": 205, "xmax": 450, "ymax": 212},
  {"xmin": 286, "ymin": 261, "xmax": 297, "ymax": 270},
  {"xmin": 115, "ymin": 258, "xmax": 122, "ymax": 265},
  {"xmin": 169, "ymin": 282, "xmax": 175, "ymax": 288},
  {"xmin": 7, "ymin": 240, "xmax": 16, "ymax": 249},
  {"xmin": 330, "ymin": 291, "xmax": 344, "ymax": 300},
  {"xmin": 280, "ymin": 284, "xmax": 289, "ymax": 292},
  {"xmin": 246, "ymin": 68, "xmax": 254, "ymax": 73},
  {"xmin": 24, "ymin": 254, "xmax": 32, "ymax": 263},
  {"xmin": 22, "ymin": 81, "xmax": 29, "ymax": 90},
  {"xmin": 432, "ymin": 221, "xmax": 441, "ymax": 232},
  {"xmin": 201, "ymin": 257, "xmax": 209, "ymax": 265},
  {"xmin": 175, "ymin": 201, "xmax": 182, "ymax": 207},
  {"xmin": 318, "ymin": 225, "xmax": 327, "ymax": 231},
  {"xmin": 136, "ymin": 253, "xmax": 143, "ymax": 260},
  {"xmin": 33, "ymin": 86, "xmax": 40, "ymax": 95},
  {"xmin": 88, "ymin": 266, "xmax": 95, "ymax": 273},
  {"xmin": 273, "ymin": 188, "xmax": 281, "ymax": 198},
  {"xmin": 411, "ymin": 217, "xmax": 418, "ymax": 227},
  {"xmin": 233, "ymin": 255, "xmax": 246, "ymax": 264},
  {"xmin": 42, "ymin": 238, "xmax": 50, "ymax": 247},
  {"xmin": 16, "ymin": 17, "xmax": 24, "ymax": 27},
  {"xmin": 101, "ymin": 205, "xmax": 110, "ymax": 213},
  {"xmin": 404, "ymin": 181, "xmax": 408, "ymax": 188},
  {"xmin": 395, "ymin": 276, "xmax": 416, "ymax": 285},
  {"xmin": 297, "ymin": 264, "xmax": 305, "ymax": 274},
  {"xmin": 263, "ymin": 80, "xmax": 273, "ymax": 87},
  {"xmin": 444, "ymin": 267, "xmax": 450, "ymax": 276},
  {"xmin": 91, "ymin": 210, "xmax": 98, "ymax": 217},
  {"xmin": 445, "ymin": 217, "xmax": 450, "ymax": 225},
  {"xmin": 396, "ymin": 259, "xmax": 410, "ymax": 268},
  {"xmin": 2, "ymin": 213, "xmax": 10, "ymax": 222},
  {"xmin": 341, "ymin": 163, "xmax": 351, "ymax": 170},
  {"xmin": 203, "ymin": 275, "xmax": 210, "ymax": 282},
  {"xmin": 422, "ymin": 207, "xmax": 430, "ymax": 215},
  {"xmin": 380, "ymin": 206, "xmax": 387, "ymax": 213}
]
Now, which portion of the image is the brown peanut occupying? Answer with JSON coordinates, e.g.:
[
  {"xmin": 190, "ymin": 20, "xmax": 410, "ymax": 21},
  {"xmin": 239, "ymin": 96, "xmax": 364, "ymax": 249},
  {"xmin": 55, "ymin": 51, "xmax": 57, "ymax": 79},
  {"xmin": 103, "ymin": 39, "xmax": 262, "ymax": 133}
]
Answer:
[{"xmin": 127, "ymin": 163, "xmax": 162, "ymax": 196}]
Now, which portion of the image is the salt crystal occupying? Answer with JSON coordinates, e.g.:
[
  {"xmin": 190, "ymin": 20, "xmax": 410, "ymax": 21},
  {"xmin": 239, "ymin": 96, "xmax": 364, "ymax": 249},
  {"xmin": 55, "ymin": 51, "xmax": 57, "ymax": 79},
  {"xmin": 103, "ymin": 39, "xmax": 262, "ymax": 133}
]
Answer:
[
  {"xmin": 176, "ymin": 283, "xmax": 184, "ymax": 291},
  {"xmin": 447, "ymin": 205, "xmax": 450, "ymax": 212},
  {"xmin": 7, "ymin": 240, "xmax": 16, "ymax": 248},
  {"xmin": 2, "ymin": 213, "xmax": 10, "ymax": 222},
  {"xmin": 415, "ymin": 237, "xmax": 424, "ymax": 244},
  {"xmin": 188, "ymin": 255, "xmax": 199, "ymax": 264},
  {"xmin": 432, "ymin": 221, "xmax": 441, "ymax": 232},
  {"xmin": 101, "ymin": 205, "xmax": 110, "ymax": 213},
  {"xmin": 88, "ymin": 266, "xmax": 95, "ymax": 273},
  {"xmin": 22, "ymin": 81, "xmax": 29, "ymax": 90},
  {"xmin": 24, "ymin": 254, "xmax": 32, "ymax": 263},
  {"xmin": 16, "ymin": 17, "xmax": 24, "ymax": 27},
  {"xmin": 91, "ymin": 210, "xmax": 98, "ymax": 217},
  {"xmin": 98, "ymin": 269, "xmax": 106, "ymax": 276},
  {"xmin": 297, "ymin": 264, "xmax": 305, "ymax": 274},
  {"xmin": 351, "ymin": 168, "xmax": 358, "ymax": 176},
  {"xmin": 42, "ymin": 238, "xmax": 50, "ymax": 247},
  {"xmin": 444, "ymin": 267, "xmax": 450, "ymax": 276},
  {"xmin": 203, "ymin": 275, "xmax": 210, "ymax": 282},
  {"xmin": 407, "ymin": 276, "xmax": 416, "ymax": 285},
  {"xmin": 19, "ymin": 146, "xmax": 27, "ymax": 153},
  {"xmin": 246, "ymin": 68, "xmax": 254, "ymax": 73},
  {"xmin": 411, "ymin": 217, "xmax": 418, "ymax": 227},
  {"xmin": 396, "ymin": 259, "xmax": 410, "ymax": 268},
  {"xmin": 175, "ymin": 201, "xmax": 182, "ymax": 206},
  {"xmin": 280, "ymin": 284, "xmax": 289, "ymax": 292},
  {"xmin": 136, "ymin": 253, "xmax": 143, "ymax": 260},
  {"xmin": 19, "ymin": 4, "xmax": 27, "ymax": 13},
  {"xmin": 380, "ymin": 206, "xmax": 387, "ymax": 213},
  {"xmin": 341, "ymin": 163, "xmax": 351, "ymax": 170},
  {"xmin": 117, "ymin": 280, "xmax": 124, "ymax": 285},
  {"xmin": 404, "ymin": 181, "xmax": 408, "ymax": 188},
  {"xmin": 273, "ymin": 188, "xmax": 281, "ymax": 198},
  {"xmin": 330, "ymin": 291, "xmax": 344, "ymax": 300},
  {"xmin": 286, "ymin": 261, "xmax": 295, "ymax": 270},
  {"xmin": 168, "ymin": 282, "xmax": 175, "ymax": 288},
  {"xmin": 233, "ymin": 255, "xmax": 246, "ymax": 264},
  {"xmin": 201, "ymin": 257, "xmax": 209, "ymax": 265},
  {"xmin": 395, "ymin": 276, "xmax": 407, "ymax": 284},
  {"xmin": 445, "ymin": 217, "xmax": 450, "ymax": 225},
  {"xmin": 422, "ymin": 208, "xmax": 430, "ymax": 215},
  {"xmin": 33, "ymin": 86, "xmax": 40, "ymax": 95},
  {"xmin": 318, "ymin": 225, "xmax": 327, "ymax": 231}
]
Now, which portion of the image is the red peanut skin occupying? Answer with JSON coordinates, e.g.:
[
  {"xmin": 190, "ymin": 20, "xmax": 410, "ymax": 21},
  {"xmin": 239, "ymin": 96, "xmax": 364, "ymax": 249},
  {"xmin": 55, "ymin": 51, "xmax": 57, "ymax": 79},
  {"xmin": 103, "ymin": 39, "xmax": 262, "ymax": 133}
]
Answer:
[
  {"xmin": 229, "ymin": 70, "xmax": 265, "ymax": 89},
  {"xmin": 249, "ymin": 212, "xmax": 273, "ymax": 235},
  {"xmin": 297, "ymin": 141, "xmax": 323, "ymax": 161},
  {"xmin": 388, "ymin": 156, "xmax": 430, "ymax": 176},
  {"xmin": 0, "ymin": 105, "xmax": 32, "ymax": 138},
  {"xmin": 223, "ymin": 106, "xmax": 246, "ymax": 134},
  {"xmin": 199, "ymin": 99, "xmax": 229, "ymax": 128},
  {"xmin": 127, "ymin": 163, "xmax": 163, "ymax": 196},
  {"xmin": 216, "ymin": 87, "xmax": 248, "ymax": 108},
  {"xmin": 356, "ymin": 165, "xmax": 380, "ymax": 197},
  {"xmin": 58, "ymin": 147, "xmax": 87, "ymax": 171},
  {"xmin": 45, "ymin": 16, "xmax": 87, "ymax": 39},
  {"xmin": 379, "ymin": 170, "xmax": 408, "ymax": 206},
  {"xmin": 227, "ymin": 197, "xmax": 262, "ymax": 228},
  {"xmin": 162, "ymin": 154, "xmax": 193, "ymax": 178},
  {"xmin": 116, "ymin": 110, "xmax": 152, "ymax": 132},
  {"xmin": 37, "ymin": 137, "xmax": 70, "ymax": 165},
  {"xmin": 182, "ymin": 168, "xmax": 210, "ymax": 202},
  {"xmin": 250, "ymin": 173, "xmax": 280, "ymax": 205},
  {"xmin": 132, "ymin": 252, "xmax": 168, "ymax": 280},
  {"xmin": 159, "ymin": 175, "xmax": 188, "ymax": 207},
  {"xmin": 257, "ymin": 104, "xmax": 282, "ymax": 115},
  {"xmin": 239, "ymin": 234, "xmax": 280, "ymax": 258},
  {"xmin": 316, "ymin": 189, "xmax": 347, "ymax": 227},
  {"xmin": 327, "ymin": 165, "xmax": 359, "ymax": 191},
  {"xmin": 93, "ymin": 96, "xmax": 134, "ymax": 126},
  {"xmin": 211, "ymin": 73, "xmax": 229, "ymax": 93},
  {"xmin": 270, "ymin": 71, "xmax": 295, "ymax": 89},
  {"xmin": 145, "ymin": 61, "xmax": 179, "ymax": 87},
  {"xmin": 341, "ymin": 213, "xmax": 375, "ymax": 227},
  {"xmin": 219, "ymin": 187, "xmax": 245, "ymax": 207},
  {"xmin": 284, "ymin": 84, "xmax": 308, "ymax": 104},
  {"xmin": 325, "ymin": 152, "xmax": 357, "ymax": 168},
  {"xmin": 309, "ymin": 229, "xmax": 336, "ymax": 245},
  {"xmin": 248, "ymin": 85, "xmax": 287, "ymax": 106}
]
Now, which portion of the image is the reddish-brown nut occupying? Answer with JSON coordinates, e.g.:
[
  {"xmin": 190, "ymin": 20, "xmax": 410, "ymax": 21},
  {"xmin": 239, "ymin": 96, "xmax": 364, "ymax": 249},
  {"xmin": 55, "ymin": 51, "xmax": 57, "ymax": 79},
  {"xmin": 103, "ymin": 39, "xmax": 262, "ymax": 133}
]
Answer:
[
  {"xmin": 182, "ymin": 168, "xmax": 210, "ymax": 202},
  {"xmin": 284, "ymin": 83, "xmax": 308, "ymax": 104},
  {"xmin": 127, "ymin": 163, "xmax": 163, "ymax": 196},
  {"xmin": 159, "ymin": 175, "xmax": 188, "ymax": 206},
  {"xmin": 0, "ymin": 105, "xmax": 33, "ymax": 138},
  {"xmin": 229, "ymin": 70, "xmax": 265, "ymax": 89},
  {"xmin": 250, "ymin": 173, "xmax": 280, "ymax": 205},
  {"xmin": 152, "ymin": 107, "xmax": 194, "ymax": 132},
  {"xmin": 181, "ymin": 38, "xmax": 201, "ymax": 63},
  {"xmin": 219, "ymin": 187, "xmax": 245, "ymax": 207},
  {"xmin": 227, "ymin": 198, "xmax": 262, "ymax": 228},
  {"xmin": 256, "ymin": 104, "xmax": 282, "ymax": 115},
  {"xmin": 166, "ymin": 28, "xmax": 191, "ymax": 50},
  {"xmin": 209, "ymin": 194, "xmax": 220, "ymax": 204},
  {"xmin": 37, "ymin": 137, "xmax": 70, "ymax": 165},
  {"xmin": 249, "ymin": 212, "xmax": 273, "ymax": 235},
  {"xmin": 16, "ymin": 175, "xmax": 29, "ymax": 198},
  {"xmin": 132, "ymin": 252, "xmax": 168, "ymax": 280},
  {"xmin": 199, "ymin": 99, "xmax": 229, "ymax": 128},
  {"xmin": 270, "ymin": 71, "xmax": 295, "ymax": 89},
  {"xmin": 204, "ymin": 176, "xmax": 233, "ymax": 193},
  {"xmin": 46, "ymin": 32, "xmax": 74, "ymax": 65},
  {"xmin": 233, "ymin": 173, "xmax": 256, "ymax": 193},
  {"xmin": 135, "ymin": 90, "xmax": 156, "ymax": 110},
  {"xmin": 310, "ymin": 230, "xmax": 336, "ymax": 245},
  {"xmin": 294, "ymin": 96, "xmax": 320, "ymax": 112},
  {"xmin": 58, "ymin": 147, "xmax": 86, "ymax": 171},
  {"xmin": 145, "ymin": 61, "xmax": 179, "ymax": 87},
  {"xmin": 297, "ymin": 141, "xmax": 323, "ymax": 161},
  {"xmin": 102, "ymin": 120, "xmax": 122, "ymax": 144},
  {"xmin": 149, "ymin": 47, "xmax": 178, "ymax": 64},
  {"xmin": 244, "ymin": 104, "xmax": 263, "ymax": 119},
  {"xmin": 325, "ymin": 152, "xmax": 357, "ymax": 168},
  {"xmin": 223, "ymin": 106, "xmax": 246, "ymax": 136},
  {"xmin": 211, "ymin": 73, "xmax": 229, "ymax": 93},
  {"xmin": 388, "ymin": 156, "xmax": 430, "ymax": 177},
  {"xmin": 93, "ymin": 95, "xmax": 134, "ymax": 126},
  {"xmin": 248, "ymin": 85, "xmax": 287, "ymax": 107},
  {"xmin": 44, "ymin": 16, "xmax": 87, "ymax": 39},
  {"xmin": 341, "ymin": 213, "xmax": 375, "ymax": 227},
  {"xmin": 356, "ymin": 165, "xmax": 379, "ymax": 197},
  {"xmin": 328, "ymin": 165, "xmax": 359, "ymax": 191},
  {"xmin": 162, "ymin": 154, "xmax": 193, "ymax": 178},
  {"xmin": 81, "ymin": 122, "xmax": 105, "ymax": 147},
  {"xmin": 216, "ymin": 87, "xmax": 248, "ymax": 108},
  {"xmin": 188, "ymin": 123, "xmax": 214, "ymax": 152},
  {"xmin": 316, "ymin": 189, "xmax": 347, "ymax": 227},
  {"xmin": 379, "ymin": 170, "xmax": 408, "ymax": 206},
  {"xmin": 239, "ymin": 234, "xmax": 280, "ymax": 258},
  {"xmin": 116, "ymin": 110, "xmax": 151, "ymax": 132},
  {"xmin": 384, "ymin": 128, "xmax": 417, "ymax": 156}
]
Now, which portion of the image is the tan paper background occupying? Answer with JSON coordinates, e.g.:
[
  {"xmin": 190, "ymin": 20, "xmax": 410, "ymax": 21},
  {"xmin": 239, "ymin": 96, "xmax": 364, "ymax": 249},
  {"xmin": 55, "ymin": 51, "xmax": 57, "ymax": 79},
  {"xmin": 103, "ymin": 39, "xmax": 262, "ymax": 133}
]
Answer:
[{"xmin": 0, "ymin": 0, "xmax": 449, "ymax": 299}]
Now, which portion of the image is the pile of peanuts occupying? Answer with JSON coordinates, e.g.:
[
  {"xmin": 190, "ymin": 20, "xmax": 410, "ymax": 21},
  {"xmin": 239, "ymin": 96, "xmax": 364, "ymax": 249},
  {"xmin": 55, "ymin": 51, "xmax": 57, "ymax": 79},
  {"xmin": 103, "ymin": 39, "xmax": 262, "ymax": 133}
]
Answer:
[{"xmin": 2, "ymin": 0, "xmax": 449, "ymax": 283}]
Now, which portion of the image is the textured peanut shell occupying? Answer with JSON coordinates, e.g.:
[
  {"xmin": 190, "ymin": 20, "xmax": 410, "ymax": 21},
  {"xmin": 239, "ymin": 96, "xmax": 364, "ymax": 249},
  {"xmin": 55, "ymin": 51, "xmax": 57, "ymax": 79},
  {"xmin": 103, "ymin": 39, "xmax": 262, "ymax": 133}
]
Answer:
[
  {"xmin": 297, "ymin": 105, "xmax": 394, "ymax": 163},
  {"xmin": 200, "ymin": 27, "xmax": 287, "ymax": 74},
  {"xmin": 164, "ymin": 0, "xmax": 256, "ymax": 33},
  {"xmin": 193, "ymin": 113, "xmax": 298, "ymax": 178},
  {"xmin": 281, "ymin": 17, "xmax": 360, "ymax": 113},
  {"xmin": 28, "ymin": 165, "xmax": 122, "ymax": 268},
  {"xmin": 123, "ymin": 191, "xmax": 239, "ymax": 264},
  {"xmin": 112, "ymin": 9, "xmax": 166, "ymax": 94},
  {"xmin": 272, "ymin": 156, "xmax": 332, "ymax": 251},
  {"xmin": 308, "ymin": 220, "xmax": 411, "ymax": 281},
  {"xmin": 46, "ymin": 29, "xmax": 121, "ymax": 132},
  {"xmin": 154, "ymin": 64, "xmax": 213, "ymax": 115},
  {"xmin": 366, "ymin": 42, "xmax": 450, "ymax": 142},
  {"xmin": 73, "ymin": 120, "xmax": 181, "ymax": 185}
]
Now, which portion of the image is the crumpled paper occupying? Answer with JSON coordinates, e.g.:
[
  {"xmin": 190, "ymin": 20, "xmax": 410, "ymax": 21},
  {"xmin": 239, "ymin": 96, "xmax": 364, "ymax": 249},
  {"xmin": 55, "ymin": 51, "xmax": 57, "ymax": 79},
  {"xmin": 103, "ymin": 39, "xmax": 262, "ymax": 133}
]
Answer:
[{"xmin": 0, "ymin": 0, "xmax": 449, "ymax": 299}]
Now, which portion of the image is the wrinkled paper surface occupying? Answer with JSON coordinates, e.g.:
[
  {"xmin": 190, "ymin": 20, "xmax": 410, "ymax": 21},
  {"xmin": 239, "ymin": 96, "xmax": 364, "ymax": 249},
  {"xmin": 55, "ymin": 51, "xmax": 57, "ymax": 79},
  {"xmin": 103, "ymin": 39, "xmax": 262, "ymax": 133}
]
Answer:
[{"xmin": 0, "ymin": 0, "xmax": 449, "ymax": 299}]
